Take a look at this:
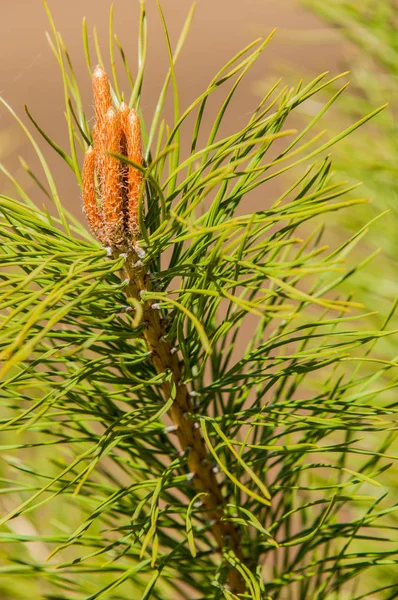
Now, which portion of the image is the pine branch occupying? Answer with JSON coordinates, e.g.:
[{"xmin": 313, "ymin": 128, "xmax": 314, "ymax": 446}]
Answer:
[
  {"xmin": 83, "ymin": 63, "xmax": 246, "ymax": 592},
  {"xmin": 0, "ymin": 3, "xmax": 396, "ymax": 599}
]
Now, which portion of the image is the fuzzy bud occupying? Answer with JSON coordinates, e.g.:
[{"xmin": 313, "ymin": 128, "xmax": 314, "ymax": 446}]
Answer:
[
  {"xmin": 101, "ymin": 107, "xmax": 125, "ymax": 246},
  {"xmin": 123, "ymin": 109, "xmax": 143, "ymax": 236},
  {"xmin": 82, "ymin": 66, "xmax": 144, "ymax": 250},
  {"xmin": 82, "ymin": 146, "xmax": 107, "ymax": 245}
]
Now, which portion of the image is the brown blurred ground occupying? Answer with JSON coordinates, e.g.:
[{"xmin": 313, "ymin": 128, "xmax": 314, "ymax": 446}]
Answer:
[{"xmin": 0, "ymin": 0, "xmax": 343, "ymax": 219}]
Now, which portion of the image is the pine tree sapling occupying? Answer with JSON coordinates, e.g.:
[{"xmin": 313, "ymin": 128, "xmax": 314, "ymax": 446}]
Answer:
[{"xmin": 0, "ymin": 3, "xmax": 396, "ymax": 599}]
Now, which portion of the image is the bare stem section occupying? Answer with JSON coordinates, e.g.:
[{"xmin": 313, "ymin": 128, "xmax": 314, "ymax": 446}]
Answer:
[
  {"xmin": 82, "ymin": 66, "xmax": 245, "ymax": 593},
  {"xmin": 121, "ymin": 256, "xmax": 245, "ymax": 593}
]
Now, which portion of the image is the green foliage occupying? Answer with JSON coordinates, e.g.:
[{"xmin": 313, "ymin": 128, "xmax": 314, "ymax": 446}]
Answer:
[
  {"xmin": 303, "ymin": 0, "xmax": 398, "ymax": 316},
  {"xmin": 301, "ymin": 4, "xmax": 398, "ymax": 595},
  {"xmin": 0, "ymin": 2, "xmax": 397, "ymax": 599}
]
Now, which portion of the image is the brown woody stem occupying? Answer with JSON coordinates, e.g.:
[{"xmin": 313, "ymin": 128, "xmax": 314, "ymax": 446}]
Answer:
[{"xmin": 119, "ymin": 252, "xmax": 246, "ymax": 595}]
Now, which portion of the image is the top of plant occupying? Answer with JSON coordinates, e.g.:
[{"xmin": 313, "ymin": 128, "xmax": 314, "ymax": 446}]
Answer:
[{"xmin": 0, "ymin": 2, "xmax": 396, "ymax": 599}]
